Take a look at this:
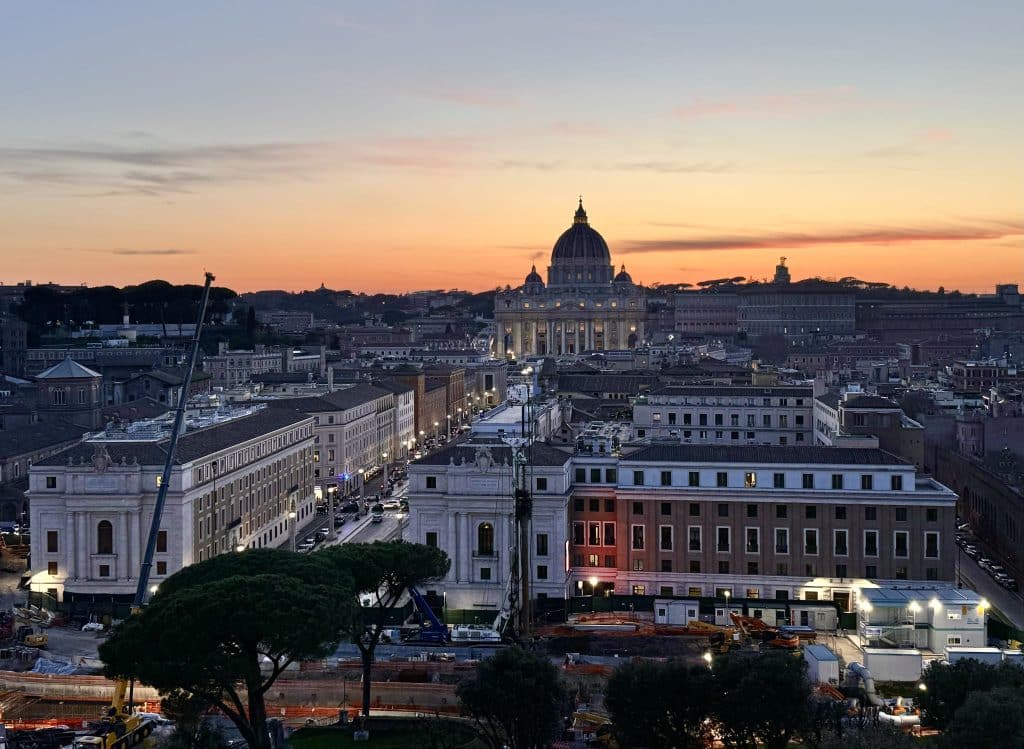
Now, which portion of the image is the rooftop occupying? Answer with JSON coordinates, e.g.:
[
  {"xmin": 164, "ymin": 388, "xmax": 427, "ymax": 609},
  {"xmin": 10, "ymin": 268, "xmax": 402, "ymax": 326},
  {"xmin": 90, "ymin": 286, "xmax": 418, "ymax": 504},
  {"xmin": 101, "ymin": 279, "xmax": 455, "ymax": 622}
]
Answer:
[
  {"xmin": 621, "ymin": 444, "xmax": 910, "ymax": 466},
  {"xmin": 412, "ymin": 440, "xmax": 572, "ymax": 467},
  {"xmin": 859, "ymin": 585, "xmax": 982, "ymax": 608},
  {"xmin": 36, "ymin": 358, "xmax": 102, "ymax": 380}
]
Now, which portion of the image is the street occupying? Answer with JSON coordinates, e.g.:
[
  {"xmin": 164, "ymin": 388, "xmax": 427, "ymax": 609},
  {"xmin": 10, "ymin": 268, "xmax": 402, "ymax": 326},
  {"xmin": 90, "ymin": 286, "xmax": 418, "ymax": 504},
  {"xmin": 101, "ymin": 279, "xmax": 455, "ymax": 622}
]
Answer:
[{"xmin": 956, "ymin": 551, "xmax": 1024, "ymax": 630}]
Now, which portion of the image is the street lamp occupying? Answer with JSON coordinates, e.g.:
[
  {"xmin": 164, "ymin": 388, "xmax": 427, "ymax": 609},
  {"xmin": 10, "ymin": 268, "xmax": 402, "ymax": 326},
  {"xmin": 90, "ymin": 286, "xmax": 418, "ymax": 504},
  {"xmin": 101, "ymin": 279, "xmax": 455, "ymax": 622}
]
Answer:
[
  {"xmin": 589, "ymin": 576, "xmax": 598, "ymax": 596},
  {"xmin": 288, "ymin": 509, "xmax": 297, "ymax": 552},
  {"xmin": 446, "ymin": 413, "xmax": 451, "ymax": 436},
  {"xmin": 433, "ymin": 421, "xmax": 439, "ymax": 443},
  {"xmin": 703, "ymin": 651, "xmax": 713, "ymax": 667},
  {"xmin": 724, "ymin": 590, "xmax": 731, "ymax": 616}
]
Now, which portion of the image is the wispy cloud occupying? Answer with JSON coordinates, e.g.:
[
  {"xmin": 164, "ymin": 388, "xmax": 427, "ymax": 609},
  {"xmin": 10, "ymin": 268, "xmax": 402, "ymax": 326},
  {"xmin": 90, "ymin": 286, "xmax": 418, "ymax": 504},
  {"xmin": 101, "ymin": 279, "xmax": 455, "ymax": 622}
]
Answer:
[
  {"xmin": 83, "ymin": 248, "xmax": 198, "ymax": 256},
  {"xmin": 671, "ymin": 85, "xmax": 869, "ymax": 120},
  {"xmin": 618, "ymin": 221, "xmax": 1024, "ymax": 255},
  {"xmin": 0, "ymin": 140, "xmax": 328, "ymax": 196},
  {"xmin": 602, "ymin": 161, "xmax": 733, "ymax": 174},
  {"xmin": 354, "ymin": 136, "xmax": 472, "ymax": 169},
  {"xmin": 863, "ymin": 128, "xmax": 956, "ymax": 159}
]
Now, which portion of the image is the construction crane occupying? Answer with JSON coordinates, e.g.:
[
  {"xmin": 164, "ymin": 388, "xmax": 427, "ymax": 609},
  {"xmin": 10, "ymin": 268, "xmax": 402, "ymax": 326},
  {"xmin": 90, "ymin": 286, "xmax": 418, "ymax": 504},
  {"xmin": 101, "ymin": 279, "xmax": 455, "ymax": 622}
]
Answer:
[{"xmin": 74, "ymin": 273, "xmax": 215, "ymax": 749}]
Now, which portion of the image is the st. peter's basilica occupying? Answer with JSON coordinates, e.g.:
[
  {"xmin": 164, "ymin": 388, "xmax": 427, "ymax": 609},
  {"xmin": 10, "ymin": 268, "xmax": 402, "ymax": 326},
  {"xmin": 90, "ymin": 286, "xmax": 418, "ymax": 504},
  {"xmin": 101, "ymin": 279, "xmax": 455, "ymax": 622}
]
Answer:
[{"xmin": 494, "ymin": 200, "xmax": 646, "ymax": 358}]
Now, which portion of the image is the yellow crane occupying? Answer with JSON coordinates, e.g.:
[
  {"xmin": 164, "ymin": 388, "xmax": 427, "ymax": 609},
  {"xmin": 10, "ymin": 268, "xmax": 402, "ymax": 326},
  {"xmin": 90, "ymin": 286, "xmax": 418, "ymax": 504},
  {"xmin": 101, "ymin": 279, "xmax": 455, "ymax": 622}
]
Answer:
[{"xmin": 74, "ymin": 273, "xmax": 215, "ymax": 749}]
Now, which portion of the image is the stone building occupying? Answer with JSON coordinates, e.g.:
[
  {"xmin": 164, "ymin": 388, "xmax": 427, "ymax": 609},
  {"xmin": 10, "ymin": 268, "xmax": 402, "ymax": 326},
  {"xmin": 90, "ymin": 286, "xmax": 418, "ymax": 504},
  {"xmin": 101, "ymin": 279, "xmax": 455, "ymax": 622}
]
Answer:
[
  {"xmin": 494, "ymin": 200, "xmax": 646, "ymax": 358},
  {"xmin": 34, "ymin": 358, "xmax": 103, "ymax": 429}
]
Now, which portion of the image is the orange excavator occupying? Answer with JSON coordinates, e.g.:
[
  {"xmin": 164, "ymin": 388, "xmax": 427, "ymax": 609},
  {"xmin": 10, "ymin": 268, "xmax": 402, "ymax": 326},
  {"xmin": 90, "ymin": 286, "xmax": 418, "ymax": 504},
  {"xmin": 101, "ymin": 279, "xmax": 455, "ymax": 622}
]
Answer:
[{"xmin": 729, "ymin": 613, "xmax": 800, "ymax": 649}]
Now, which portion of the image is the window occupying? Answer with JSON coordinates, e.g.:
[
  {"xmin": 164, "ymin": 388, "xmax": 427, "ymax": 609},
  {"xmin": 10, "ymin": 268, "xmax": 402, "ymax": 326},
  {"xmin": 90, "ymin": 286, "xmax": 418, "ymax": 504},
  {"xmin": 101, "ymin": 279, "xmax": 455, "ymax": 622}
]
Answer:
[
  {"xmin": 99, "ymin": 564, "xmax": 110, "ymax": 577},
  {"xmin": 47, "ymin": 561, "xmax": 58, "ymax": 575},
  {"xmin": 715, "ymin": 414, "xmax": 724, "ymax": 426},
  {"xmin": 684, "ymin": 413, "xmax": 692, "ymax": 425},
  {"xmin": 804, "ymin": 529, "xmax": 818, "ymax": 555},
  {"xmin": 865, "ymin": 506, "xmax": 877, "ymax": 521},
  {"xmin": 632, "ymin": 584, "xmax": 646, "ymax": 595},
  {"xmin": 590, "ymin": 468, "xmax": 601, "ymax": 483},
  {"xmin": 776, "ymin": 504, "xmax": 788, "ymax": 519},
  {"xmin": 480, "ymin": 567, "xmax": 492, "ymax": 581},
  {"xmin": 805, "ymin": 505, "xmax": 817, "ymax": 519},
  {"xmin": 633, "ymin": 470, "xmax": 644, "ymax": 486},
  {"xmin": 746, "ymin": 504, "xmax": 758, "ymax": 518},
  {"xmin": 605, "ymin": 554, "xmax": 615, "ymax": 567},
  {"xmin": 660, "ymin": 502, "xmax": 671, "ymax": 516},
  {"xmin": 745, "ymin": 527, "xmax": 760, "ymax": 553},
  {"xmin": 604, "ymin": 523, "xmax": 616, "ymax": 546},
  {"xmin": 426, "ymin": 476, "xmax": 437, "ymax": 489},
  {"xmin": 831, "ymin": 474, "xmax": 843, "ymax": 490},
  {"xmin": 690, "ymin": 561, "xmax": 701, "ymax": 573},
  {"xmin": 834, "ymin": 529, "xmax": 848, "ymax": 556},
  {"xmin": 947, "ymin": 636, "xmax": 962, "ymax": 646},
  {"xmin": 718, "ymin": 561, "xmax": 730, "ymax": 574},
  {"xmin": 631, "ymin": 525, "xmax": 645, "ymax": 550},
  {"xmin": 835, "ymin": 563, "xmax": 848, "ymax": 578},
  {"xmin": 660, "ymin": 526, "xmax": 673, "ymax": 551},
  {"xmin": 927, "ymin": 567, "xmax": 939, "ymax": 581},
  {"xmin": 747, "ymin": 562, "xmax": 759, "ymax": 575},
  {"xmin": 775, "ymin": 528, "xmax": 789, "ymax": 554},
  {"xmin": 925, "ymin": 532, "xmax": 939, "ymax": 559},
  {"xmin": 773, "ymin": 473, "xmax": 785, "ymax": 489},
  {"xmin": 864, "ymin": 530, "xmax": 879, "ymax": 557},
  {"xmin": 699, "ymin": 414, "xmax": 708, "ymax": 426},
  {"xmin": 716, "ymin": 472, "xmax": 728, "ymax": 487},
  {"xmin": 156, "ymin": 530, "xmax": 168, "ymax": 553},
  {"xmin": 926, "ymin": 508, "xmax": 938, "ymax": 522},
  {"xmin": 605, "ymin": 469, "xmax": 617, "ymax": 483},
  {"xmin": 536, "ymin": 477, "xmax": 548, "ymax": 491},
  {"xmin": 891, "ymin": 475, "xmax": 903, "ymax": 490},
  {"xmin": 717, "ymin": 503, "xmax": 729, "ymax": 517},
  {"xmin": 895, "ymin": 507, "xmax": 908, "ymax": 522},
  {"xmin": 574, "ymin": 498, "xmax": 584, "ymax": 512},
  {"xmin": 426, "ymin": 532, "xmax": 438, "ymax": 548},
  {"xmin": 633, "ymin": 559, "xmax": 644, "ymax": 572},
  {"xmin": 894, "ymin": 531, "xmax": 909, "ymax": 558},
  {"xmin": 689, "ymin": 502, "xmax": 700, "ymax": 516},
  {"xmin": 97, "ymin": 521, "xmax": 114, "ymax": 555},
  {"xmin": 763, "ymin": 414, "xmax": 771, "ymax": 427},
  {"xmin": 45, "ymin": 476, "xmax": 57, "ymax": 489},
  {"xmin": 802, "ymin": 473, "xmax": 814, "ymax": 489},
  {"xmin": 688, "ymin": 471, "xmax": 700, "ymax": 487},
  {"xmin": 572, "ymin": 522, "xmax": 585, "ymax": 545},
  {"xmin": 688, "ymin": 526, "xmax": 702, "ymax": 552},
  {"xmin": 589, "ymin": 499, "xmax": 600, "ymax": 512},
  {"xmin": 575, "ymin": 468, "xmax": 586, "ymax": 483},
  {"xmin": 536, "ymin": 565, "xmax": 548, "ymax": 580},
  {"xmin": 865, "ymin": 565, "xmax": 877, "ymax": 578},
  {"xmin": 46, "ymin": 531, "xmax": 58, "ymax": 553},
  {"xmin": 895, "ymin": 566, "xmax": 908, "ymax": 580},
  {"xmin": 834, "ymin": 507, "xmax": 847, "ymax": 522},
  {"xmin": 660, "ymin": 470, "xmax": 672, "ymax": 486},
  {"xmin": 477, "ymin": 523, "xmax": 494, "ymax": 555},
  {"xmin": 156, "ymin": 561, "xmax": 167, "ymax": 575},
  {"xmin": 668, "ymin": 412, "xmax": 677, "ymax": 425},
  {"xmin": 536, "ymin": 533, "xmax": 549, "ymax": 556},
  {"xmin": 860, "ymin": 475, "xmax": 873, "ymax": 491},
  {"xmin": 716, "ymin": 526, "xmax": 730, "ymax": 552},
  {"xmin": 605, "ymin": 499, "xmax": 615, "ymax": 513},
  {"xmin": 632, "ymin": 502, "xmax": 643, "ymax": 515},
  {"xmin": 589, "ymin": 522, "xmax": 601, "ymax": 546},
  {"xmin": 744, "ymin": 472, "xmax": 757, "ymax": 488}
]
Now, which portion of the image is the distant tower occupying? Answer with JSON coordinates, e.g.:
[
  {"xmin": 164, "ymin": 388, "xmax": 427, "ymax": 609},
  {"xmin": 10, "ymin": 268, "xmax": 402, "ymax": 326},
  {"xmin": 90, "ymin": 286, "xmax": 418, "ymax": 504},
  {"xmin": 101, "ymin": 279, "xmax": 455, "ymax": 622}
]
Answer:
[
  {"xmin": 35, "ymin": 357, "xmax": 103, "ymax": 428},
  {"xmin": 774, "ymin": 256, "xmax": 791, "ymax": 284}
]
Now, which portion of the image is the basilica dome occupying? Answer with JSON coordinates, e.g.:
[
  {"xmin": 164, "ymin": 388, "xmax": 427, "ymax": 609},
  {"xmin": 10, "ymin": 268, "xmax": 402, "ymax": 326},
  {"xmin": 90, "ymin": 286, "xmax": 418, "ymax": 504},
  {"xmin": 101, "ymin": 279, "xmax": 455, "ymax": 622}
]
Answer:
[
  {"xmin": 550, "ymin": 199, "xmax": 612, "ymax": 264},
  {"xmin": 547, "ymin": 199, "xmax": 615, "ymax": 287}
]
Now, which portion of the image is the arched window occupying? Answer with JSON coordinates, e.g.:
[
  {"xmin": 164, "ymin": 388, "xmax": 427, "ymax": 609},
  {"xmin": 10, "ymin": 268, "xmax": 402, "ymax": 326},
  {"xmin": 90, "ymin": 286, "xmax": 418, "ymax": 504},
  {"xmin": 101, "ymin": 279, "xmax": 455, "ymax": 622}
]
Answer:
[
  {"xmin": 97, "ymin": 521, "xmax": 113, "ymax": 555},
  {"xmin": 477, "ymin": 523, "xmax": 494, "ymax": 556}
]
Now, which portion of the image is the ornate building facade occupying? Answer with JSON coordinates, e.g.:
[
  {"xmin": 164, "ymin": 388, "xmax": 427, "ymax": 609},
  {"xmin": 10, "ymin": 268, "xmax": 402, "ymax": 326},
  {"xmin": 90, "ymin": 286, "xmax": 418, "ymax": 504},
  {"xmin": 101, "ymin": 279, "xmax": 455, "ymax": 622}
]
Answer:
[{"xmin": 494, "ymin": 200, "xmax": 646, "ymax": 358}]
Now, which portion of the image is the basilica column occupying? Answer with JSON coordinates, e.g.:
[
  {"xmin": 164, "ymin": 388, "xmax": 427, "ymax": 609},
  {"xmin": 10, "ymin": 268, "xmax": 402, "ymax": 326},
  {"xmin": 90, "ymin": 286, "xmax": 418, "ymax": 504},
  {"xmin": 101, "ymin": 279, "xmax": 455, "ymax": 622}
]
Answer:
[
  {"xmin": 76, "ymin": 512, "xmax": 88, "ymax": 580},
  {"xmin": 530, "ymin": 321, "xmax": 538, "ymax": 355},
  {"xmin": 459, "ymin": 513, "xmax": 470, "ymax": 582},
  {"xmin": 116, "ymin": 515, "xmax": 129, "ymax": 580},
  {"xmin": 560, "ymin": 323, "xmax": 566, "ymax": 354}
]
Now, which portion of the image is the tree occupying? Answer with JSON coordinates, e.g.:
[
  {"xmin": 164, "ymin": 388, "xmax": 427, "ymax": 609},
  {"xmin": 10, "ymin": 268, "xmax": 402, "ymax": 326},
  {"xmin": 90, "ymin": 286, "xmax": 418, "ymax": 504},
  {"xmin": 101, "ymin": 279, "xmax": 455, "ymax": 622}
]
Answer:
[
  {"xmin": 605, "ymin": 659, "xmax": 715, "ymax": 749},
  {"xmin": 316, "ymin": 541, "xmax": 450, "ymax": 719},
  {"xmin": 160, "ymin": 691, "xmax": 227, "ymax": 749},
  {"xmin": 100, "ymin": 550, "xmax": 352, "ymax": 749},
  {"xmin": 942, "ymin": 686, "xmax": 1024, "ymax": 749},
  {"xmin": 817, "ymin": 722, "xmax": 915, "ymax": 749},
  {"xmin": 918, "ymin": 659, "xmax": 1024, "ymax": 730},
  {"xmin": 457, "ymin": 646, "xmax": 567, "ymax": 749},
  {"xmin": 713, "ymin": 652, "xmax": 810, "ymax": 749}
]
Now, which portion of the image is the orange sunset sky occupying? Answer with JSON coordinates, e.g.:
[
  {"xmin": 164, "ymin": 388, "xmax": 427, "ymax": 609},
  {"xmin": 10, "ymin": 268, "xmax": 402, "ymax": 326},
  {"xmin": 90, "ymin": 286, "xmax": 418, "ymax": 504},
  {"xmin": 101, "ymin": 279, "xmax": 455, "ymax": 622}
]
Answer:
[{"xmin": 1, "ymin": 3, "xmax": 1021, "ymax": 295}]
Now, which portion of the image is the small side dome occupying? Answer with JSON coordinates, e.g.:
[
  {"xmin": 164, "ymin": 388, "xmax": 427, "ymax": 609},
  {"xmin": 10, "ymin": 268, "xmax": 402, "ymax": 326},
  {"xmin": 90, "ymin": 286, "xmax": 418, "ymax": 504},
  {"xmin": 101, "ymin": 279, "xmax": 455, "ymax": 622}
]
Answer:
[
  {"xmin": 525, "ymin": 264, "xmax": 544, "ymax": 285},
  {"xmin": 613, "ymin": 264, "xmax": 633, "ymax": 284}
]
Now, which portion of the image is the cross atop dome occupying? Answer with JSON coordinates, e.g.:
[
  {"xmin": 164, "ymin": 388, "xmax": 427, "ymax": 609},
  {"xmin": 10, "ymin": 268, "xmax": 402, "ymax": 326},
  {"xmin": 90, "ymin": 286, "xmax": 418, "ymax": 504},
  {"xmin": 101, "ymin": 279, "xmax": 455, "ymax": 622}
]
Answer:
[{"xmin": 574, "ymin": 196, "xmax": 588, "ymax": 225}]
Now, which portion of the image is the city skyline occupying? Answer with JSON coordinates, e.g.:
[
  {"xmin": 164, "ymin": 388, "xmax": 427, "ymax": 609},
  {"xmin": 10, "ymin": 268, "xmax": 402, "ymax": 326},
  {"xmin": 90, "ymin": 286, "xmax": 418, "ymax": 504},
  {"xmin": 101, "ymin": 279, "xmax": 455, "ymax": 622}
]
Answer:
[{"xmin": 1, "ymin": 2, "xmax": 1022, "ymax": 293}]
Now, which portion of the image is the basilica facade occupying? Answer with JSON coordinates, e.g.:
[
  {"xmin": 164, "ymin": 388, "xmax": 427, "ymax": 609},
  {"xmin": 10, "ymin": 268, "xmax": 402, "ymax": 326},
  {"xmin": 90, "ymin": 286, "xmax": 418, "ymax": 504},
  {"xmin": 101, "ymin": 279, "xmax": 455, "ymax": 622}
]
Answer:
[{"xmin": 494, "ymin": 200, "xmax": 646, "ymax": 358}]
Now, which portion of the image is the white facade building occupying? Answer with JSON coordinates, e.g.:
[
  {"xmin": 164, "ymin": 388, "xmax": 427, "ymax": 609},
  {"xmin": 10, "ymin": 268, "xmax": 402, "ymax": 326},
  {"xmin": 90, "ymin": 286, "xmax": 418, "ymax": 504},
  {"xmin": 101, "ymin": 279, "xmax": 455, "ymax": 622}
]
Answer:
[
  {"xmin": 406, "ymin": 440, "xmax": 574, "ymax": 610},
  {"xmin": 28, "ymin": 407, "xmax": 316, "ymax": 603}
]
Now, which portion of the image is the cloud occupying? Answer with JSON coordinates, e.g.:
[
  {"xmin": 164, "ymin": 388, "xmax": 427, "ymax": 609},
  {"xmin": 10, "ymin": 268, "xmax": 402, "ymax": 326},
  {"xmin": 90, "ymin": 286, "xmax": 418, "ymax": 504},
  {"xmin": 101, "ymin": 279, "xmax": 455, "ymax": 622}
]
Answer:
[
  {"xmin": 496, "ymin": 159, "xmax": 566, "ymax": 171},
  {"xmin": 602, "ymin": 161, "xmax": 733, "ymax": 174},
  {"xmin": 671, "ymin": 85, "xmax": 867, "ymax": 120},
  {"xmin": 82, "ymin": 248, "xmax": 198, "ymax": 256},
  {"xmin": 617, "ymin": 221, "xmax": 1024, "ymax": 255},
  {"xmin": 0, "ymin": 140, "xmax": 328, "ymax": 196},
  {"xmin": 863, "ymin": 128, "xmax": 956, "ymax": 159},
  {"xmin": 547, "ymin": 121, "xmax": 618, "ymax": 137},
  {"xmin": 353, "ymin": 136, "xmax": 473, "ymax": 169}
]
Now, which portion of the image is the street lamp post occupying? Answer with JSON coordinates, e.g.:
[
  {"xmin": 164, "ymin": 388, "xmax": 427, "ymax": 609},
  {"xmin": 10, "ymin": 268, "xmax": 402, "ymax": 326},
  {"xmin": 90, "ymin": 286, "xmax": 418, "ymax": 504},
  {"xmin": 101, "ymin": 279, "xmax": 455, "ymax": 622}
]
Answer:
[
  {"xmin": 358, "ymin": 468, "xmax": 365, "ymax": 507},
  {"xmin": 288, "ymin": 509, "xmax": 297, "ymax": 552},
  {"xmin": 446, "ymin": 413, "xmax": 451, "ymax": 437},
  {"xmin": 433, "ymin": 420, "xmax": 439, "ymax": 444},
  {"xmin": 724, "ymin": 589, "xmax": 731, "ymax": 619}
]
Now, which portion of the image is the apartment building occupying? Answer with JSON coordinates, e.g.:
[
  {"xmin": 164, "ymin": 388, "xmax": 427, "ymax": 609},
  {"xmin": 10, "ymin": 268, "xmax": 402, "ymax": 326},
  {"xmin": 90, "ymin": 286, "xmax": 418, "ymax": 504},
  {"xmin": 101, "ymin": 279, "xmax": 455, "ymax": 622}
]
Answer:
[
  {"xmin": 27, "ymin": 406, "xmax": 316, "ymax": 603},
  {"xmin": 633, "ymin": 386, "xmax": 814, "ymax": 445},
  {"xmin": 570, "ymin": 444, "xmax": 956, "ymax": 611}
]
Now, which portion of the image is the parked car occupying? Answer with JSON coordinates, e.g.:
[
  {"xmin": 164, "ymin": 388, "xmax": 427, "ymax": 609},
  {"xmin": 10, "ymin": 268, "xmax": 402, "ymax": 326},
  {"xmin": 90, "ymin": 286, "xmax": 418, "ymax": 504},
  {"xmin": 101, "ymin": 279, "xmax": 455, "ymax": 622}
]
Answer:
[
  {"xmin": 82, "ymin": 622, "xmax": 104, "ymax": 632},
  {"xmin": 963, "ymin": 545, "xmax": 980, "ymax": 559},
  {"xmin": 381, "ymin": 499, "xmax": 401, "ymax": 511},
  {"xmin": 341, "ymin": 500, "xmax": 360, "ymax": 513},
  {"xmin": 334, "ymin": 515, "xmax": 347, "ymax": 528},
  {"xmin": 319, "ymin": 526, "xmax": 330, "ymax": 535},
  {"xmin": 978, "ymin": 558, "xmax": 995, "ymax": 571}
]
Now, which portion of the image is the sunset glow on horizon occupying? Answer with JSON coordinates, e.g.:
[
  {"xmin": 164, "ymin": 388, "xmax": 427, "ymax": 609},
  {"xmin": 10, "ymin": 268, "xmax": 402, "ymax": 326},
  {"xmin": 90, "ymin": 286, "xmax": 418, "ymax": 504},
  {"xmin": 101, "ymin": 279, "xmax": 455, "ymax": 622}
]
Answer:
[{"xmin": 2, "ymin": 2, "xmax": 1021, "ymax": 294}]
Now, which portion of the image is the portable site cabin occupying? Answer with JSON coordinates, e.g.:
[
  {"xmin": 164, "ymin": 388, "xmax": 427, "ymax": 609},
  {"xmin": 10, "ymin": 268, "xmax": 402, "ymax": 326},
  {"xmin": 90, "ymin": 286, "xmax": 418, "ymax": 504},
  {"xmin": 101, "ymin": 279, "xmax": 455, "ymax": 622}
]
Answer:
[
  {"xmin": 804, "ymin": 644, "xmax": 840, "ymax": 684},
  {"xmin": 654, "ymin": 598, "xmax": 700, "ymax": 625}
]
